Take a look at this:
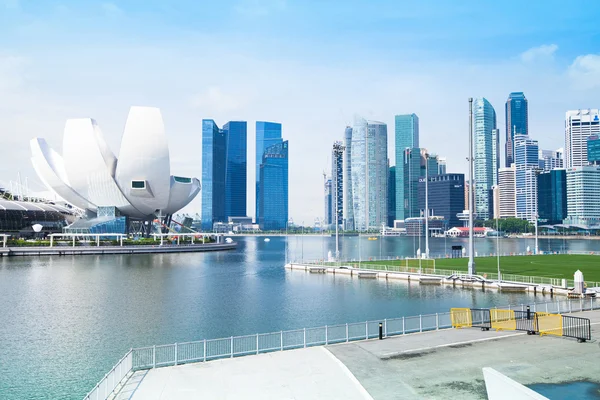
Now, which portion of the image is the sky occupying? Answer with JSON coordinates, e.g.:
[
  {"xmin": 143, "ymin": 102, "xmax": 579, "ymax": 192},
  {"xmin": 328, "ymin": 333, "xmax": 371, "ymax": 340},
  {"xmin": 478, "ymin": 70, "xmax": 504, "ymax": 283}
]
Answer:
[{"xmin": 1, "ymin": 0, "xmax": 599, "ymax": 223}]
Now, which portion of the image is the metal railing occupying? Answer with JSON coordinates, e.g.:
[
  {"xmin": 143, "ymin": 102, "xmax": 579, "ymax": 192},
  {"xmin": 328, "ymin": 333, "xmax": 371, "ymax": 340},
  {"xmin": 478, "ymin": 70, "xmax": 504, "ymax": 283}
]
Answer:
[
  {"xmin": 562, "ymin": 315, "xmax": 592, "ymax": 342},
  {"xmin": 84, "ymin": 297, "xmax": 599, "ymax": 400}
]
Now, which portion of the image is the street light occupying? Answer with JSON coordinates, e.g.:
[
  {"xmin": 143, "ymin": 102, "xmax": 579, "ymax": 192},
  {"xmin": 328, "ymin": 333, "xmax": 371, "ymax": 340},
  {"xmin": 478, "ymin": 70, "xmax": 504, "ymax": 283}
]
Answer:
[
  {"xmin": 424, "ymin": 152, "xmax": 430, "ymax": 259},
  {"xmin": 468, "ymin": 98, "xmax": 476, "ymax": 276}
]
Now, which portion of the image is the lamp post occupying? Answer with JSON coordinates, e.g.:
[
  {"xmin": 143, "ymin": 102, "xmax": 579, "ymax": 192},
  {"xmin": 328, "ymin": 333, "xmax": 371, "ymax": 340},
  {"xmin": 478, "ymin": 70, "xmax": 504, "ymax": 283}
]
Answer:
[
  {"xmin": 424, "ymin": 152, "xmax": 430, "ymax": 259},
  {"xmin": 468, "ymin": 97, "xmax": 476, "ymax": 276},
  {"xmin": 535, "ymin": 213, "xmax": 539, "ymax": 255}
]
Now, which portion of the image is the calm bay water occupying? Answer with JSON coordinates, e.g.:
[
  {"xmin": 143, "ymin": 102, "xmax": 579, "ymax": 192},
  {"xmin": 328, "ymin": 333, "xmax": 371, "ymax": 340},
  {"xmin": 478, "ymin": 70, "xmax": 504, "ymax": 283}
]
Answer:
[{"xmin": 1, "ymin": 235, "xmax": 599, "ymax": 399}]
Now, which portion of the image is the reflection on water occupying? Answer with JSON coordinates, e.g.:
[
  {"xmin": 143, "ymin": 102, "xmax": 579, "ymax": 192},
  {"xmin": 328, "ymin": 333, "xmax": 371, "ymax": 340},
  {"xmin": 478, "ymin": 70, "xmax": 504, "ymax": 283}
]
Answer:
[
  {"xmin": 0, "ymin": 236, "xmax": 596, "ymax": 399},
  {"xmin": 528, "ymin": 381, "xmax": 600, "ymax": 399}
]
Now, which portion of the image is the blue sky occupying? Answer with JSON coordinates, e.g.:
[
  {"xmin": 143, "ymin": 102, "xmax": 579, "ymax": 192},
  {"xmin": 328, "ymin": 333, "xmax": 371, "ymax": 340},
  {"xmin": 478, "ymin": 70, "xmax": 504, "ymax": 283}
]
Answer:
[{"xmin": 1, "ymin": 0, "xmax": 599, "ymax": 222}]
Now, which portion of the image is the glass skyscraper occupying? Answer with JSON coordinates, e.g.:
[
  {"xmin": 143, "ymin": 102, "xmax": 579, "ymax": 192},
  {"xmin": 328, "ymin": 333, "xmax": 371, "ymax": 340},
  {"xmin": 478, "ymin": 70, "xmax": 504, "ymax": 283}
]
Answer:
[
  {"xmin": 394, "ymin": 114, "xmax": 419, "ymax": 221},
  {"xmin": 537, "ymin": 169, "xmax": 566, "ymax": 225},
  {"xmin": 565, "ymin": 109, "xmax": 600, "ymax": 168},
  {"xmin": 331, "ymin": 141, "xmax": 344, "ymax": 227},
  {"xmin": 505, "ymin": 92, "xmax": 528, "ymax": 167},
  {"xmin": 403, "ymin": 148, "xmax": 422, "ymax": 219},
  {"xmin": 223, "ymin": 121, "xmax": 247, "ymax": 218},
  {"xmin": 343, "ymin": 126, "xmax": 354, "ymax": 230},
  {"xmin": 351, "ymin": 116, "xmax": 388, "ymax": 231},
  {"xmin": 258, "ymin": 141, "xmax": 288, "ymax": 230},
  {"xmin": 201, "ymin": 119, "xmax": 227, "ymax": 230},
  {"xmin": 473, "ymin": 98, "xmax": 498, "ymax": 220},
  {"xmin": 514, "ymin": 134, "xmax": 539, "ymax": 222},
  {"xmin": 587, "ymin": 135, "xmax": 600, "ymax": 165},
  {"xmin": 256, "ymin": 121, "xmax": 282, "ymax": 221},
  {"xmin": 387, "ymin": 166, "xmax": 395, "ymax": 227},
  {"xmin": 324, "ymin": 178, "xmax": 332, "ymax": 225}
]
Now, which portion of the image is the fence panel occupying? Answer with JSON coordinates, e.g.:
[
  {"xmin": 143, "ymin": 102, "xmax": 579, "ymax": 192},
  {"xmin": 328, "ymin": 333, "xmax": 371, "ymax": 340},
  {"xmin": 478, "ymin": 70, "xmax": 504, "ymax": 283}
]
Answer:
[
  {"xmin": 132, "ymin": 347, "xmax": 154, "ymax": 370},
  {"xmin": 404, "ymin": 316, "xmax": 421, "ymax": 333},
  {"xmin": 562, "ymin": 315, "xmax": 591, "ymax": 342},
  {"xmin": 450, "ymin": 308, "xmax": 472, "ymax": 328},
  {"xmin": 282, "ymin": 329, "xmax": 305, "ymax": 349},
  {"xmin": 258, "ymin": 332, "xmax": 282, "ymax": 352},
  {"xmin": 537, "ymin": 313, "xmax": 563, "ymax": 337},
  {"xmin": 438, "ymin": 312, "xmax": 452, "ymax": 329},
  {"xmin": 470, "ymin": 309, "xmax": 491, "ymax": 330},
  {"xmin": 367, "ymin": 321, "xmax": 381, "ymax": 339},
  {"xmin": 513, "ymin": 311, "xmax": 536, "ymax": 333},
  {"xmin": 206, "ymin": 338, "xmax": 232, "ymax": 360},
  {"xmin": 491, "ymin": 309, "xmax": 516, "ymax": 331},
  {"xmin": 233, "ymin": 335, "xmax": 257, "ymax": 356},
  {"xmin": 421, "ymin": 314, "xmax": 437, "ymax": 331},
  {"xmin": 178, "ymin": 341, "xmax": 204, "ymax": 363},
  {"xmin": 155, "ymin": 344, "xmax": 175, "ymax": 367},
  {"xmin": 347, "ymin": 322, "xmax": 367, "ymax": 340},
  {"xmin": 327, "ymin": 324, "xmax": 348, "ymax": 344},
  {"xmin": 385, "ymin": 318, "xmax": 404, "ymax": 335}
]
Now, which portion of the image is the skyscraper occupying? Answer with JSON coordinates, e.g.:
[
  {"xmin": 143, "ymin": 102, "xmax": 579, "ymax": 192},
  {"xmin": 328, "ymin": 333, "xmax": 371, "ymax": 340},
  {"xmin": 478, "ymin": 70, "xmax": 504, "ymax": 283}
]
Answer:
[
  {"xmin": 538, "ymin": 149, "xmax": 564, "ymax": 171},
  {"xmin": 256, "ymin": 121, "xmax": 282, "ymax": 221},
  {"xmin": 565, "ymin": 165, "xmax": 600, "ymax": 226},
  {"xmin": 505, "ymin": 92, "xmax": 528, "ymax": 167},
  {"xmin": 351, "ymin": 116, "xmax": 388, "ymax": 231},
  {"xmin": 394, "ymin": 114, "xmax": 419, "ymax": 221},
  {"xmin": 324, "ymin": 178, "xmax": 332, "ymax": 225},
  {"xmin": 331, "ymin": 141, "xmax": 344, "ymax": 227},
  {"xmin": 587, "ymin": 135, "xmax": 600, "ymax": 165},
  {"xmin": 418, "ymin": 173, "xmax": 465, "ymax": 228},
  {"xmin": 498, "ymin": 165, "xmax": 516, "ymax": 218},
  {"xmin": 258, "ymin": 141, "xmax": 288, "ymax": 230},
  {"xmin": 537, "ymin": 169, "xmax": 567, "ymax": 225},
  {"xmin": 201, "ymin": 119, "xmax": 227, "ymax": 230},
  {"xmin": 387, "ymin": 166, "xmax": 396, "ymax": 227},
  {"xmin": 473, "ymin": 97, "xmax": 498, "ymax": 220},
  {"xmin": 565, "ymin": 109, "xmax": 600, "ymax": 168},
  {"xmin": 343, "ymin": 126, "xmax": 354, "ymax": 230},
  {"xmin": 514, "ymin": 134, "xmax": 539, "ymax": 222},
  {"xmin": 438, "ymin": 157, "xmax": 447, "ymax": 175},
  {"xmin": 224, "ymin": 121, "xmax": 247, "ymax": 218},
  {"xmin": 403, "ymin": 148, "xmax": 422, "ymax": 219}
]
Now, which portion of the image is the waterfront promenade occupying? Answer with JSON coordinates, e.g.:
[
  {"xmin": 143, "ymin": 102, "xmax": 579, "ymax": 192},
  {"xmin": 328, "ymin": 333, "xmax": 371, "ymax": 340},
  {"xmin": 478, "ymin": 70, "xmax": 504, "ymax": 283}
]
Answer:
[{"xmin": 113, "ymin": 310, "xmax": 600, "ymax": 399}]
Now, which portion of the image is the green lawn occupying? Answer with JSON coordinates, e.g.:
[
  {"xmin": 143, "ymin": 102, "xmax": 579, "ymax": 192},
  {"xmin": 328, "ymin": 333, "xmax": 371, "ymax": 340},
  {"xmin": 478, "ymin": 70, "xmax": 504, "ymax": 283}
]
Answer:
[{"xmin": 362, "ymin": 255, "xmax": 600, "ymax": 282}]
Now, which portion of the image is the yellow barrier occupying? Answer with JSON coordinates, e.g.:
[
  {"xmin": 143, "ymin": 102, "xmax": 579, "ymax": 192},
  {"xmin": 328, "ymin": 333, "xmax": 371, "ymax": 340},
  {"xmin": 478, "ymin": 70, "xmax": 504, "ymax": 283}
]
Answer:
[
  {"xmin": 536, "ymin": 312, "xmax": 563, "ymax": 337},
  {"xmin": 491, "ymin": 309, "xmax": 516, "ymax": 331},
  {"xmin": 450, "ymin": 308, "xmax": 472, "ymax": 328}
]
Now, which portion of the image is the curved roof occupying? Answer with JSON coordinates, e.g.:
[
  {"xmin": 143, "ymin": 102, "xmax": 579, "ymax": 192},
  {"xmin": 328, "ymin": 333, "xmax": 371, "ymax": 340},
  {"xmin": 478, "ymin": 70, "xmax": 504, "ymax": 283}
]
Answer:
[{"xmin": 0, "ymin": 199, "xmax": 75, "ymax": 213}]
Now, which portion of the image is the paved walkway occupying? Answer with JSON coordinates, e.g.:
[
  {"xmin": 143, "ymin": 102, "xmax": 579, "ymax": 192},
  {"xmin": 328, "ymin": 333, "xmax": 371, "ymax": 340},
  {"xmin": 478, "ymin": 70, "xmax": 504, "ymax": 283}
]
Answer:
[{"xmin": 117, "ymin": 310, "xmax": 600, "ymax": 399}]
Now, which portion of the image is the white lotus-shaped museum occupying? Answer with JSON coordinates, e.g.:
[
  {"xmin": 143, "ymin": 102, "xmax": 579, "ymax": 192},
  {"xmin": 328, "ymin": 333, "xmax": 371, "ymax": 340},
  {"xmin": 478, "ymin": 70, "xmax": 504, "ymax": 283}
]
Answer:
[{"xmin": 30, "ymin": 106, "xmax": 200, "ymax": 220}]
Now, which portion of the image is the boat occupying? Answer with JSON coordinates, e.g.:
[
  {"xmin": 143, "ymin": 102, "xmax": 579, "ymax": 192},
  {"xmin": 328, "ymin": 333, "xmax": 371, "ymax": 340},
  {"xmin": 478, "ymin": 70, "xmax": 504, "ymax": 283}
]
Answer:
[
  {"xmin": 225, "ymin": 238, "xmax": 234, "ymax": 244},
  {"xmin": 368, "ymin": 237, "xmax": 378, "ymax": 241},
  {"xmin": 264, "ymin": 238, "xmax": 270, "ymax": 242}
]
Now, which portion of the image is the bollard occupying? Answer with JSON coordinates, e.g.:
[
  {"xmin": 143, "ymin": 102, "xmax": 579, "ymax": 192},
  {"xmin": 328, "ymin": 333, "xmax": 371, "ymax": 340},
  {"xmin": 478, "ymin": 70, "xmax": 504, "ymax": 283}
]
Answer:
[{"xmin": 379, "ymin": 323, "xmax": 383, "ymax": 340}]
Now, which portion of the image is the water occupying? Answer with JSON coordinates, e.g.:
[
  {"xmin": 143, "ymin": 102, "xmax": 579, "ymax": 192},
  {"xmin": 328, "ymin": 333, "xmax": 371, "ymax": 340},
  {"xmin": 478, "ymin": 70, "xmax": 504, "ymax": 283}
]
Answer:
[
  {"xmin": 528, "ymin": 381, "xmax": 600, "ymax": 399},
  {"xmin": 0, "ymin": 236, "xmax": 598, "ymax": 399}
]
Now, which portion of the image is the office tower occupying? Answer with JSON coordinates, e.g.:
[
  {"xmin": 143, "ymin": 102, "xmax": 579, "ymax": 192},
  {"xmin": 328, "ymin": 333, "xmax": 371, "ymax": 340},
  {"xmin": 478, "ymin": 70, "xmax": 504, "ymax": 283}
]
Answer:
[
  {"xmin": 565, "ymin": 109, "xmax": 600, "ymax": 168},
  {"xmin": 256, "ymin": 121, "xmax": 282, "ymax": 221},
  {"xmin": 473, "ymin": 97, "xmax": 498, "ymax": 220},
  {"xmin": 343, "ymin": 126, "xmax": 354, "ymax": 230},
  {"xmin": 324, "ymin": 178, "xmax": 332, "ymax": 225},
  {"xmin": 425, "ymin": 153, "xmax": 439, "ymax": 177},
  {"xmin": 498, "ymin": 165, "xmax": 516, "ymax": 218},
  {"xmin": 403, "ymin": 148, "xmax": 422, "ymax": 219},
  {"xmin": 351, "ymin": 115, "xmax": 388, "ymax": 231},
  {"xmin": 331, "ymin": 141, "xmax": 344, "ymax": 227},
  {"xmin": 539, "ymin": 149, "xmax": 564, "ymax": 171},
  {"xmin": 418, "ymin": 173, "xmax": 465, "ymax": 228},
  {"xmin": 505, "ymin": 92, "xmax": 528, "ymax": 167},
  {"xmin": 537, "ymin": 169, "xmax": 567, "ymax": 225},
  {"xmin": 492, "ymin": 185, "xmax": 500, "ymax": 219},
  {"xmin": 387, "ymin": 166, "xmax": 396, "ymax": 227},
  {"xmin": 201, "ymin": 119, "xmax": 227, "ymax": 230},
  {"xmin": 258, "ymin": 141, "xmax": 288, "ymax": 230},
  {"xmin": 587, "ymin": 135, "xmax": 600, "ymax": 165},
  {"xmin": 224, "ymin": 121, "xmax": 247, "ymax": 218},
  {"xmin": 514, "ymin": 134, "xmax": 539, "ymax": 222},
  {"xmin": 394, "ymin": 114, "xmax": 419, "ymax": 221},
  {"xmin": 438, "ymin": 157, "xmax": 447, "ymax": 175},
  {"xmin": 565, "ymin": 165, "xmax": 600, "ymax": 226}
]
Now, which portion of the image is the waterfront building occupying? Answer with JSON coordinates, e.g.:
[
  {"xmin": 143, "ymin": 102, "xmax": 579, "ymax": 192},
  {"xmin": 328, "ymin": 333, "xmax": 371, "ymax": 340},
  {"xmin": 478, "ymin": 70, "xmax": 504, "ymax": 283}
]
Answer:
[
  {"xmin": 256, "ymin": 121, "xmax": 282, "ymax": 221},
  {"xmin": 498, "ymin": 165, "xmax": 516, "ymax": 218},
  {"xmin": 343, "ymin": 126, "xmax": 354, "ymax": 230},
  {"xmin": 258, "ymin": 141, "xmax": 288, "ymax": 230},
  {"xmin": 473, "ymin": 97, "xmax": 498, "ymax": 220},
  {"xmin": 224, "ymin": 121, "xmax": 247, "ymax": 219},
  {"xmin": 31, "ymin": 107, "xmax": 200, "ymax": 234},
  {"xmin": 565, "ymin": 109, "xmax": 600, "ymax": 168},
  {"xmin": 514, "ymin": 134, "xmax": 539, "ymax": 222},
  {"xmin": 351, "ymin": 116, "xmax": 388, "ymax": 231},
  {"xmin": 0, "ymin": 199, "xmax": 75, "ymax": 235},
  {"xmin": 388, "ymin": 166, "xmax": 396, "ymax": 227},
  {"xmin": 537, "ymin": 169, "xmax": 567, "ymax": 225},
  {"xmin": 438, "ymin": 157, "xmax": 447, "ymax": 175},
  {"xmin": 331, "ymin": 141, "xmax": 344, "ymax": 227},
  {"xmin": 587, "ymin": 135, "xmax": 600, "ymax": 165},
  {"xmin": 394, "ymin": 114, "xmax": 419, "ymax": 221},
  {"xmin": 405, "ymin": 216, "xmax": 445, "ymax": 237},
  {"xmin": 324, "ymin": 178, "xmax": 332, "ymax": 225},
  {"xmin": 403, "ymin": 148, "xmax": 422, "ymax": 219},
  {"xmin": 505, "ymin": 92, "xmax": 528, "ymax": 167},
  {"xmin": 418, "ymin": 173, "xmax": 465, "ymax": 228},
  {"xmin": 538, "ymin": 149, "xmax": 563, "ymax": 172},
  {"xmin": 202, "ymin": 120, "xmax": 227, "ymax": 230},
  {"xmin": 564, "ymin": 165, "xmax": 600, "ymax": 226}
]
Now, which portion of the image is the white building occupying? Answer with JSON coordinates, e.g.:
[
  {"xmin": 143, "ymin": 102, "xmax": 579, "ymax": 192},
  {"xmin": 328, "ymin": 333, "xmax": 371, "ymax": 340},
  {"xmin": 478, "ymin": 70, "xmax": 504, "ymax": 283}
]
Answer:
[
  {"xmin": 565, "ymin": 109, "xmax": 600, "ymax": 168},
  {"xmin": 565, "ymin": 165, "xmax": 600, "ymax": 226},
  {"xmin": 473, "ymin": 98, "xmax": 499, "ymax": 220},
  {"xmin": 498, "ymin": 165, "xmax": 516, "ymax": 218},
  {"xmin": 538, "ymin": 148, "xmax": 563, "ymax": 171},
  {"xmin": 514, "ymin": 135, "xmax": 539, "ymax": 223}
]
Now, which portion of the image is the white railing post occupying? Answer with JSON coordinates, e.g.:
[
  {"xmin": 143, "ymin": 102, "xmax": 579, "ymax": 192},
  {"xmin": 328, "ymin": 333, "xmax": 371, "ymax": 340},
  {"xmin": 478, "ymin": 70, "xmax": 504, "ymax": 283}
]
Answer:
[
  {"xmin": 419, "ymin": 315, "xmax": 423, "ymax": 332},
  {"xmin": 365, "ymin": 321, "xmax": 368, "ymax": 339},
  {"xmin": 402, "ymin": 316, "xmax": 405, "ymax": 334},
  {"xmin": 436, "ymin": 313, "xmax": 439, "ymax": 330},
  {"xmin": 256, "ymin": 334, "xmax": 259, "ymax": 354},
  {"xmin": 152, "ymin": 345, "xmax": 156, "ymax": 368},
  {"xmin": 175, "ymin": 343, "xmax": 178, "ymax": 365},
  {"xmin": 303, "ymin": 328, "xmax": 306, "ymax": 348},
  {"xmin": 346, "ymin": 323, "xmax": 349, "ymax": 342},
  {"xmin": 231, "ymin": 337, "xmax": 234, "ymax": 358},
  {"xmin": 280, "ymin": 331, "xmax": 283, "ymax": 351},
  {"xmin": 569, "ymin": 300, "xmax": 572, "ymax": 313},
  {"xmin": 325, "ymin": 325, "xmax": 328, "ymax": 345},
  {"xmin": 384, "ymin": 319, "xmax": 387, "ymax": 337},
  {"xmin": 203, "ymin": 339, "xmax": 206, "ymax": 362}
]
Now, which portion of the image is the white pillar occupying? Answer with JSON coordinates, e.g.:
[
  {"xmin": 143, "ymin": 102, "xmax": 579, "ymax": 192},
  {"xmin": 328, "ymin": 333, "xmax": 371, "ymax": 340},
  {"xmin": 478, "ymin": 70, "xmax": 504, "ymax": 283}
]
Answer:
[
  {"xmin": 72, "ymin": 236, "xmax": 75, "ymax": 247},
  {"xmin": 3, "ymin": 235, "xmax": 6, "ymax": 248},
  {"xmin": 177, "ymin": 236, "xmax": 180, "ymax": 245},
  {"xmin": 50, "ymin": 236, "xmax": 53, "ymax": 248},
  {"xmin": 96, "ymin": 235, "xmax": 100, "ymax": 247},
  {"xmin": 120, "ymin": 236, "xmax": 123, "ymax": 246},
  {"xmin": 160, "ymin": 235, "xmax": 164, "ymax": 246}
]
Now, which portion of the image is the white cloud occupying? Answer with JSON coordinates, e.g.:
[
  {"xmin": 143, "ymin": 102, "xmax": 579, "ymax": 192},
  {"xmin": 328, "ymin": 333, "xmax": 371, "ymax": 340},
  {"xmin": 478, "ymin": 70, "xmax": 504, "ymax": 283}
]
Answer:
[
  {"xmin": 520, "ymin": 44, "xmax": 558, "ymax": 63},
  {"xmin": 234, "ymin": 0, "xmax": 286, "ymax": 17},
  {"xmin": 101, "ymin": 2, "xmax": 124, "ymax": 17},
  {"xmin": 568, "ymin": 54, "xmax": 600, "ymax": 90},
  {"xmin": 189, "ymin": 86, "xmax": 247, "ymax": 114}
]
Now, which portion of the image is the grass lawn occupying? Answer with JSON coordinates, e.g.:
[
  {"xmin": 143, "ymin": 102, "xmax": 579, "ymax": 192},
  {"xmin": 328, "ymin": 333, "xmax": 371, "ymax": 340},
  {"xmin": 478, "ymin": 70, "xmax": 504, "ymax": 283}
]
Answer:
[{"xmin": 362, "ymin": 255, "xmax": 600, "ymax": 282}]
